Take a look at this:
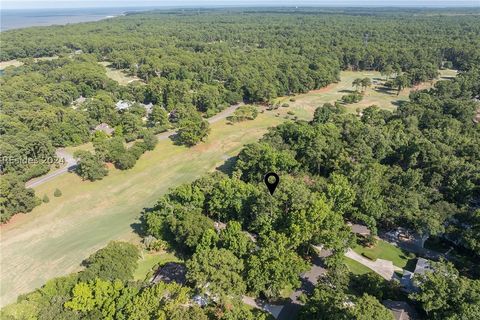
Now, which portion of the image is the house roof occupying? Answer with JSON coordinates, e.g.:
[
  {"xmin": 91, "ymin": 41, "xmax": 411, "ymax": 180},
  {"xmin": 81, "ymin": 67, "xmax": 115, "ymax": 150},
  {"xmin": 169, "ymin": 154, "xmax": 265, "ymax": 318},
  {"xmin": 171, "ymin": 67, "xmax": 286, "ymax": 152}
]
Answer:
[
  {"xmin": 348, "ymin": 222, "xmax": 371, "ymax": 236},
  {"xmin": 151, "ymin": 262, "xmax": 186, "ymax": 285},
  {"xmin": 413, "ymin": 258, "xmax": 431, "ymax": 275},
  {"xmin": 383, "ymin": 300, "xmax": 418, "ymax": 320},
  {"xmin": 94, "ymin": 123, "xmax": 114, "ymax": 135},
  {"xmin": 115, "ymin": 100, "xmax": 132, "ymax": 110}
]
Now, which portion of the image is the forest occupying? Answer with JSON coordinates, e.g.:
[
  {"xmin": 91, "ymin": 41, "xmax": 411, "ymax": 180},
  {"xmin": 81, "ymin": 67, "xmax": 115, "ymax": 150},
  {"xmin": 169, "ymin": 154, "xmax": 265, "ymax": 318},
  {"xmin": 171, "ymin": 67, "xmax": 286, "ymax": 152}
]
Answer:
[
  {"xmin": 1, "ymin": 9, "xmax": 480, "ymax": 222},
  {"xmin": 2, "ymin": 49, "xmax": 479, "ymax": 319},
  {"xmin": 1, "ymin": 7, "xmax": 480, "ymax": 319}
]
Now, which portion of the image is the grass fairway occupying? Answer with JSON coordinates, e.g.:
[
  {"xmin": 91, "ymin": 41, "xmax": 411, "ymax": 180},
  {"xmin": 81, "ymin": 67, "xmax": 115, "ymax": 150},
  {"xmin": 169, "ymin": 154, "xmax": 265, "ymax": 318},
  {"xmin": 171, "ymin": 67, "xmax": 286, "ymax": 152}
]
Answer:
[
  {"xmin": 274, "ymin": 69, "xmax": 457, "ymax": 119},
  {"xmin": 352, "ymin": 240, "xmax": 416, "ymax": 269},
  {"xmin": 0, "ymin": 70, "xmax": 452, "ymax": 306},
  {"xmin": 0, "ymin": 112, "xmax": 282, "ymax": 306}
]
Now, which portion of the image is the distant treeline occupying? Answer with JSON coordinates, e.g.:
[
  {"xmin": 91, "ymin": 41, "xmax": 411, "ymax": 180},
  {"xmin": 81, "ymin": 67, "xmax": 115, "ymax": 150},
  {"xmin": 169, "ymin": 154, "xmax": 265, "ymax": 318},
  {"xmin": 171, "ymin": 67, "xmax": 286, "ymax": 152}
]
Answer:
[{"xmin": 1, "ymin": 9, "xmax": 479, "ymax": 222}]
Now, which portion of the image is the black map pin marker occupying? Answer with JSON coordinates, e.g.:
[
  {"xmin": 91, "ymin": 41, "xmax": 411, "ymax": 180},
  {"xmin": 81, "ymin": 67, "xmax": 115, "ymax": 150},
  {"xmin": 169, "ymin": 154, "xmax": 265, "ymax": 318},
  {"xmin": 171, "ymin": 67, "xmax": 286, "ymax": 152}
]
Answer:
[{"xmin": 264, "ymin": 172, "xmax": 279, "ymax": 195}]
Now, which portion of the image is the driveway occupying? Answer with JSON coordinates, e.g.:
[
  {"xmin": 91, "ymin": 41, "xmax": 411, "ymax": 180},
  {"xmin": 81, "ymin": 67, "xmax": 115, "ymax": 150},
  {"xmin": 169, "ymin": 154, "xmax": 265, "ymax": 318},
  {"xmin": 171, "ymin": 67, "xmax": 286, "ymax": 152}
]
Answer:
[{"xmin": 345, "ymin": 249, "xmax": 402, "ymax": 281}]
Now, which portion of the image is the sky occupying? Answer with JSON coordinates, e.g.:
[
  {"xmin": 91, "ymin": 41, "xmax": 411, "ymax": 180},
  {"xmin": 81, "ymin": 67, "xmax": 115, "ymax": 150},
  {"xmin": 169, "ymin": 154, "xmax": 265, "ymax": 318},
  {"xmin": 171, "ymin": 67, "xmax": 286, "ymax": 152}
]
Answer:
[{"xmin": 2, "ymin": 0, "xmax": 479, "ymax": 9}]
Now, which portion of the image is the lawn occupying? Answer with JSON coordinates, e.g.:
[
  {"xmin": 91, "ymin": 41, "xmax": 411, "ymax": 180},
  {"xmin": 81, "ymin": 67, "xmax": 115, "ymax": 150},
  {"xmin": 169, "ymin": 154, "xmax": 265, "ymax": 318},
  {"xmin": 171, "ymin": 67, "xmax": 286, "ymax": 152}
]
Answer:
[
  {"xmin": 353, "ymin": 239, "xmax": 416, "ymax": 269},
  {"xmin": 134, "ymin": 251, "xmax": 182, "ymax": 281},
  {"xmin": 0, "ymin": 111, "xmax": 283, "ymax": 306},
  {"xmin": 272, "ymin": 69, "xmax": 457, "ymax": 120},
  {"xmin": 345, "ymin": 257, "xmax": 373, "ymax": 275},
  {"xmin": 99, "ymin": 61, "xmax": 144, "ymax": 85},
  {"xmin": 0, "ymin": 70, "xmax": 451, "ymax": 307}
]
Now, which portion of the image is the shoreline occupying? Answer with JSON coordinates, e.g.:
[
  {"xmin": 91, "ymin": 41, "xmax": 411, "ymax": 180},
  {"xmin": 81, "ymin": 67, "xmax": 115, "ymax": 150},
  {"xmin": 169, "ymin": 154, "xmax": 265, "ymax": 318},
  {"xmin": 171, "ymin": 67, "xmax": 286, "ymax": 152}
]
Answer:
[{"xmin": 0, "ymin": 8, "xmax": 137, "ymax": 32}]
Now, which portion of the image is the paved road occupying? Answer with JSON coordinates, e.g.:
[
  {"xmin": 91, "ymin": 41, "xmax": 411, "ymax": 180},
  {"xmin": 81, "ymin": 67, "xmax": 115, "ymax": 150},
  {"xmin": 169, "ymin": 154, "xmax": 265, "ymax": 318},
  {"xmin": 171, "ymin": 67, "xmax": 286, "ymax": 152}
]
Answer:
[
  {"xmin": 25, "ymin": 104, "xmax": 243, "ymax": 189},
  {"xmin": 25, "ymin": 149, "xmax": 77, "ymax": 188}
]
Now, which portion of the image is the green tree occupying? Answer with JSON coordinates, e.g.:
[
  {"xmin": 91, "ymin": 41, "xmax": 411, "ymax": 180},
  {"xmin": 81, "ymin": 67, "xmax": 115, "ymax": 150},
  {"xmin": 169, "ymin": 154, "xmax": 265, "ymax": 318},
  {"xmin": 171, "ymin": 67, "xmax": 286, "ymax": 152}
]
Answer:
[
  {"xmin": 246, "ymin": 232, "xmax": 308, "ymax": 299},
  {"xmin": 73, "ymin": 150, "xmax": 108, "ymax": 181},
  {"xmin": 410, "ymin": 260, "xmax": 480, "ymax": 319},
  {"xmin": 80, "ymin": 241, "xmax": 139, "ymax": 281},
  {"xmin": 54, "ymin": 188, "xmax": 62, "ymax": 197},
  {"xmin": 176, "ymin": 112, "xmax": 210, "ymax": 146},
  {"xmin": 186, "ymin": 248, "xmax": 246, "ymax": 298},
  {"xmin": 219, "ymin": 221, "xmax": 254, "ymax": 258},
  {"xmin": 148, "ymin": 105, "xmax": 169, "ymax": 129}
]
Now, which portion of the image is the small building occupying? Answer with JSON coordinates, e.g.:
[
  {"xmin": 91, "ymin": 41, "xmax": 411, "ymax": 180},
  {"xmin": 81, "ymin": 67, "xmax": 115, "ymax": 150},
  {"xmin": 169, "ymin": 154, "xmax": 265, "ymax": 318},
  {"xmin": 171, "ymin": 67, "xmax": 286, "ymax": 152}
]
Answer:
[
  {"xmin": 401, "ymin": 258, "xmax": 432, "ymax": 293},
  {"xmin": 115, "ymin": 100, "xmax": 132, "ymax": 111},
  {"xmin": 143, "ymin": 102, "xmax": 153, "ymax": 115},
  {"xmin": 71, "ymin": 96, "xmax": 86, "ymax": 109},
  {"xmin": 347, "ymin": 222, "xmax": 371, "ymax": 236},
  {"xmin": 94, "ymin": 123, "xmax": 114, "ymax": 135},
  {"xmin": 383, "ymin": 300, "xmax": 418, "ymax": 320},
  {"xmin": 150, "ymin": 262, "xmax": 186, "ymax": 285}
]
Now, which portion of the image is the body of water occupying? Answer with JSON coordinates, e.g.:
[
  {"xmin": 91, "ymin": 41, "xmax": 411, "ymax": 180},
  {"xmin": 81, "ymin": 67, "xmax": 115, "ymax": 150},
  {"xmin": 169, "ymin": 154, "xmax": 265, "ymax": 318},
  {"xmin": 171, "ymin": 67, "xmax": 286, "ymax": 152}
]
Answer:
[{"xmin": 0, "ymin": 8, "xmax": 141, "ymax": 31}]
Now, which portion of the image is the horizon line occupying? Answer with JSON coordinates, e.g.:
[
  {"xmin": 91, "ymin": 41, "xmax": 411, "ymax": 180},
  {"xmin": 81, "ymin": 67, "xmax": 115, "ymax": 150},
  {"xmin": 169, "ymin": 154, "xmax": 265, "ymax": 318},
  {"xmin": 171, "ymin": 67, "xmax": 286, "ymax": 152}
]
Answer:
[{"xmin": 3, "ymin": 5, "xmax": 480, "ymax": 10}]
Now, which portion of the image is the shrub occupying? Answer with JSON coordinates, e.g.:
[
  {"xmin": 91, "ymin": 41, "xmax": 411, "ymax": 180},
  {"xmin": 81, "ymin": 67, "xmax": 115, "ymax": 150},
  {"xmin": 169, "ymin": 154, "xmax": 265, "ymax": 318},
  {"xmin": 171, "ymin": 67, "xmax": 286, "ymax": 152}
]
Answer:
[
  {"xmin": 114, "ymin": 152, "xmax": 137, "ymax": 170},
  {"xmin": 289, "ymin": 98, "xmax": 296, "ymax": 102},
  {"xmin": 341, "ymin": 92, "xmax": 363, "ymax": 104},
  {"xmin": 42, "ymin": 194, "xmax": 50, "ymax": 203},
  {"xmin": 142, "ymin": 131, "xmax": 158, "ymax": 151},
  {"xmin": 73, "ymin": 150, "xmax": 108, "ymax": 181},
  {"xmin": 362, "ymin": 252, "xmax": 376, "ymax": 260},
  {"xmin": 227, "ymin": 105, "xmax": 259, "ymax": 123},
  {"xmin": 129, "ymin": 141, "xmax": 147, "ymax": 159},
  {"xmin": 287, "ymin": 111, "xmax": 295, "ymax": 115},
  {"xmin": 281, "ymin": 103, "xmax": 290, "ymax": 108},
  {"xmin": 54, "ymin": 188, "xmax": 62, "ymax": 197}
]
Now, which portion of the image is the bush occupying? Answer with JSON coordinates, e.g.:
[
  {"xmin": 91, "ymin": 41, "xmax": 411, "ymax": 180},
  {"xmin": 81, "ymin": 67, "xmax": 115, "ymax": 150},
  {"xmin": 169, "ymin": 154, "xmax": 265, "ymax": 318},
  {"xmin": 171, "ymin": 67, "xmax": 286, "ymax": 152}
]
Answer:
[
  {"xmin": 114, "ymin": 152, "xmax": 137, "ymax": 170},
  {"xmin": 54, "ymin": 188, "xmax": 62, "ymax": 197},
  {"xmin": 341, "ymin": 92, "xmax": 363, "ymax": 104},
  {"xmin": 143, "ymin": 131, "xmax": 158, "ymax": 151},
  {"xmin": 362, "ymin": 252, "xmax": 376, "ymax": 260},
  {"xmin": 73, "ymin": 150, "xmax": 108, "ymax": 181},
  {"xmin": 42, "ymin": 194, "xmax": 50, "ymax": 203},
  {"xmin": 281, "ymin": 103, "xmax": 290, "ymax": 108},
  {"xmin": 289, "ymin": 98, "xmax": 296, "ymax": 102},
  {"xmin": 287, "ymin": 111, "xmax": 295, "ymax": 115},
  {"xmin": 227, "ymin": 105, "xmax": 259, "ymax": 123},
  {"xmin": 129, "ymin": 141, "xmax": 147, "ymax": 159}
]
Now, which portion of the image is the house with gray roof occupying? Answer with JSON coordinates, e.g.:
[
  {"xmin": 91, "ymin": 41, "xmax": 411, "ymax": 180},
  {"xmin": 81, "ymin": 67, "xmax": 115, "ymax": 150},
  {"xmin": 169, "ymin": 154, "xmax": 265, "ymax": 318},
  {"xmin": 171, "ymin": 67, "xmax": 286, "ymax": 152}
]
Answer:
[
  {"xmin": 401, "ymin": 258, "xmax": 432, "ymax": 293},
  {"xmin": 93, "ymin": 123, "xmax": 114, "ymax": 135}
]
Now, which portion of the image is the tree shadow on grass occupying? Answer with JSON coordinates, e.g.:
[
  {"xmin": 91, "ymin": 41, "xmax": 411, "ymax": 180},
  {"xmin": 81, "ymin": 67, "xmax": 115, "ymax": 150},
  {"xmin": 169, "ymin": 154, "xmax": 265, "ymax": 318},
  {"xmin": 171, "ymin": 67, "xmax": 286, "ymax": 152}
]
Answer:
[
  {"xmin": 131, "ymin": 214, "xmax": 148, "ymax": 238},
  {"xmin": 392, "ymin": 100, "xmax": 408, "ymax": 108},
  {"xmin": 373, "ymin": 86, "xmax": 395, "ymax": 94},
  {"xmin": 216, "ymin": 156, "xmax": 238, "ymax": 175},
  {"xmin": 339, "ymin": 89, "xmax": 356, "ymax": 93}
]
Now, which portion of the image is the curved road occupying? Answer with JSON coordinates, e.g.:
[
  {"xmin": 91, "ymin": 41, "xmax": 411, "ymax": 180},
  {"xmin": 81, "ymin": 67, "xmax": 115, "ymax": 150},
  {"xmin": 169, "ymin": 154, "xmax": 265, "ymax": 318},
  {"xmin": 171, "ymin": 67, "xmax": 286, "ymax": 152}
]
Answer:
[
  {"xmin": 26, "ymin": 149, "xmax": 77, "ymax": 188},
  {"xmin": 25, "ymin": 104, "xmax": 243, "ymax": 189}
]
